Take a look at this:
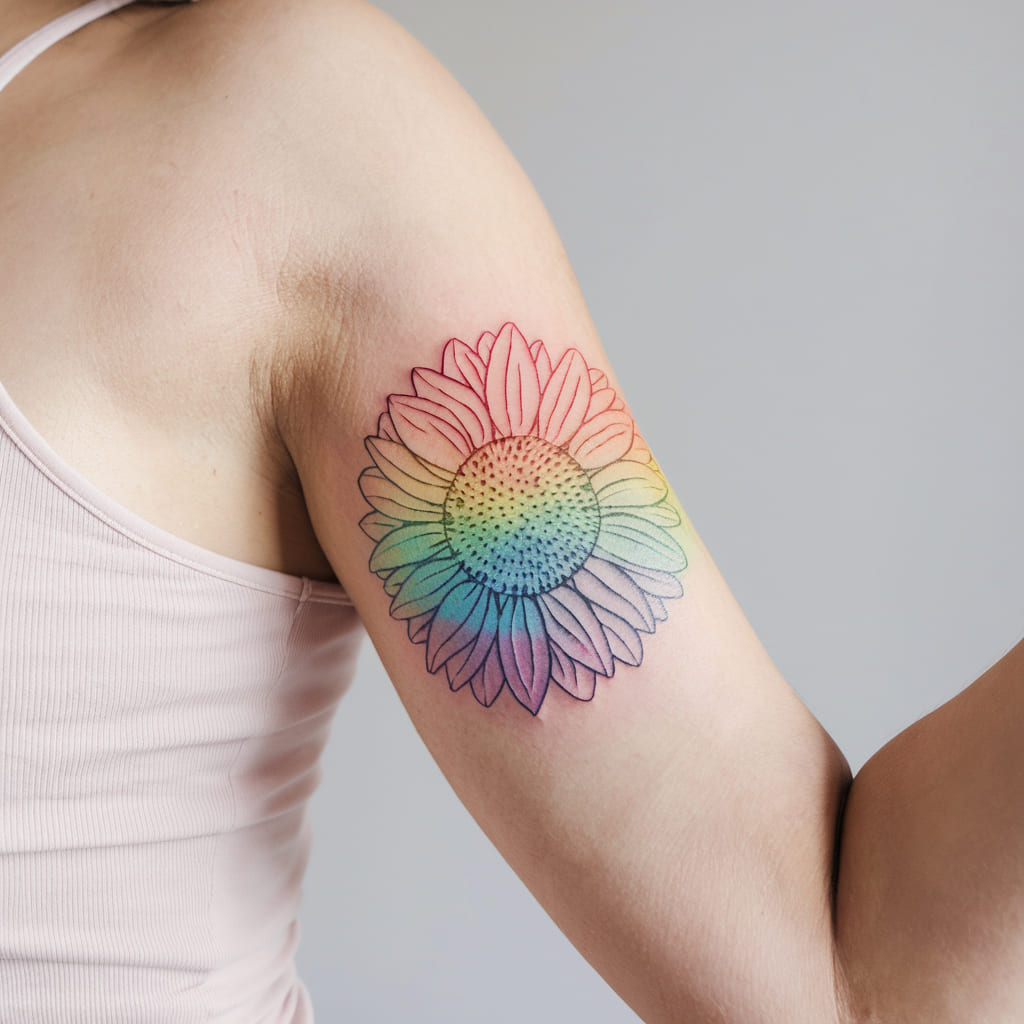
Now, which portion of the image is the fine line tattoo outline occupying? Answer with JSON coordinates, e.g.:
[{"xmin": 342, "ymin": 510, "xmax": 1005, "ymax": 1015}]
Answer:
[{"xmin": 359, "ymin": 322, "xmax": 687, "ymax": 714}]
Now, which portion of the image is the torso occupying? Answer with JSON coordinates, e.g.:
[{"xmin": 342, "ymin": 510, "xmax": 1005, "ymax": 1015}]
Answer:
[{"xmin": 0, "ymin": 0, "xmax": 336, "ymax": 581}]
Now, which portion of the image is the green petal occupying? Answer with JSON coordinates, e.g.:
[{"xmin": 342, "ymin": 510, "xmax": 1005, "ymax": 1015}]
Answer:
[{"xmin": 595, "ymin": 512, "xmax": 687, "ymax": 574}]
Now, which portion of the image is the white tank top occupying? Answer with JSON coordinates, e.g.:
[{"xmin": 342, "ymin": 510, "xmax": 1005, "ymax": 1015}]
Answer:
[{"xmin": 0, "ymin": 4, "xmax": 363, "ymax": 1020}]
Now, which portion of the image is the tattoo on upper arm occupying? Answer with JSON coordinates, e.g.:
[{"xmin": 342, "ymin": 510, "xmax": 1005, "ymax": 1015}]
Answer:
[{"xmin": 359, "ymin": 322, "xmax": 687, "ymax": 714}]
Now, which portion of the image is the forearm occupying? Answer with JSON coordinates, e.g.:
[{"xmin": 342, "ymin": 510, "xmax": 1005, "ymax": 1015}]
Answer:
[{"xmin": 835, "ymin": 636, "xmax": 1024, "ymax": 1022}]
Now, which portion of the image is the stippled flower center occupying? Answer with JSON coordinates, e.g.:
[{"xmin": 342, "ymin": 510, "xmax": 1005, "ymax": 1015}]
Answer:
[{"xmin": 443, "ymin": 436, "xmax": 600, "ymax": 595}]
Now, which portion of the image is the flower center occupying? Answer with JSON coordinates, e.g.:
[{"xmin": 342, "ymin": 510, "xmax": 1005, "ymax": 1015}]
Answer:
[{"xmin": 443, "ymin": 435, "xmax": 600, "ymax": 596}]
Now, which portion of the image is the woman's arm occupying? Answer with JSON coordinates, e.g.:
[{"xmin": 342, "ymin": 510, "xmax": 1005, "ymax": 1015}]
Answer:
[{"xmin": 241, "ymin": 1, "xmax": 1022, "ymax": 1019}]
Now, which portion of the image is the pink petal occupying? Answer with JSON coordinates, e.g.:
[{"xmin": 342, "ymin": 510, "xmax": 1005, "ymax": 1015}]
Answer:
[
  {"xmin": 476, "ymin": 330, "xmax": 497, "ymax": 362},
  {"xmin": 586, "ymin": 388, "xmax": 616, "ymax": 417},
  {"xmin": 498, "ymin": 596, "xmax": 550, "ymax": 714},
  {"xmin": 567, "ymin": 409, "xmax": 634, "ymax": 469},
  {"xmin": 389, "ymin": 395, "xmax": 472, "ymax": 471},
  {"xmin": 377, "ymin": 411, "xmax": 399, "ymax": 441},
  {"xmin": 589, "ymin": 368, "xmax": 608, "ymax": 389},
  {"xmin": 485, "ymin": 322, "xmax": 541, "ymax": 437},
  {"xmin": 530, "ymin": 340, "xmax": 553, "ymax": 389},
  {"xmin": 537, "ymin": 587, "xmax": 614, "ymax": 676},
  {"xmin": 538, "ymin": 349, "xmax": 592, "ymax": 447},
  {"xmin": 412, "ymin": 368, "xmax": 493, "ymax": 448},
  {"xmin": 471, "ymin": 646, "xmax": 505, "ymax": 707},
  {"xmin": 549, "ymin": 645, "xmax": 597, "ymax": 701},
  {"xmin": 442, "ymin": 338, "xmax": 487, "ymax": 399}
]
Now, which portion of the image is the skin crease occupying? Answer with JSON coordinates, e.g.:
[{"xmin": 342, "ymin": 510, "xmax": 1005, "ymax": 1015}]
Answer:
[{"xmin": 1, "ymin": 1, "xmax": 1022, "ymax": 1020}]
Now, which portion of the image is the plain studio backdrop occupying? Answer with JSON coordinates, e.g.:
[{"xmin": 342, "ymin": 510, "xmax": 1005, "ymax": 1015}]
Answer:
[{"xmin": 296, "ymin": 2, "xmax": 1024, "ymax": 1020}]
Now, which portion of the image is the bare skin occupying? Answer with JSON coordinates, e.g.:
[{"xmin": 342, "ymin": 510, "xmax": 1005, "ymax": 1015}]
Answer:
[{"xmin": 1, "ymin": 2, "xmax": 1021, "ymax": 1021}]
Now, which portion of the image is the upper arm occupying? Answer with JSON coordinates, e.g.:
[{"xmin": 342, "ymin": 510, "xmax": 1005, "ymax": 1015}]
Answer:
[{"xmin": 263, "ymin": 4, "xmax": 851, "ymax": 1020}]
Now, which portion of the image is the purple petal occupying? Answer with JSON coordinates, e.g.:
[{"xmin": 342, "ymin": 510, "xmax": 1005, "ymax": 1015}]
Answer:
[
  {"xmin": 538, "ymin": 349, "xmax": 592, "ymax": 447},
  {"xmin": 498, "ymin": 596, "xmax": 550, "ymax": 714},
  {"xmin": 471, "ymin": 646, "xmax": 505, "ymax": 707},
  {"xmin": 549, "ymin": 645, "xmax": 597, "ymax": 701},
  {"xmin": 427, "ymin": 582, "xmax": 491, "ymax": 672},
  {"xmin": 408, "ymin": 612, "xmax": 433, "ymax": 644},
  {"xmin": 445, "ymin": 595, "xmax": 499, "ymax": 690},
  {"xmin": 593, "ymin": 556, "xmax": 685, "ymax": 600},
  {"xmin": 573, "ymin": 562, "xmax": 655, "ymax": 632},
  {"xmin": 593, "ymin": 605, "xmax": 643, "ymax": 666},
  {"xmin": 486, "ymin": 323, "xmax": 541, "ymax": 437},
  {"xmin": 537, "ymin": 587, "xmax": 614, "ymax": 676}
]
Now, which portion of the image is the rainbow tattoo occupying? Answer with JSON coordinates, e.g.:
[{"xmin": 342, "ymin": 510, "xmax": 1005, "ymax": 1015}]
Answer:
[{"xmin": 359, "ymin": 323, "xmax": 686, "ymax": 714}]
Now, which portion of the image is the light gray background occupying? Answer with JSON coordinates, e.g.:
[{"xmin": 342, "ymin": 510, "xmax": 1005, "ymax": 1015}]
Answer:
[{"xmin": 297, "ymin": 3, "xmax": 1024, "ymax": 1020}]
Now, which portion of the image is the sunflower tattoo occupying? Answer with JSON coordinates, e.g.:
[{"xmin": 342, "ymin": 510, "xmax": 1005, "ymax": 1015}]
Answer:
[{"xmin": 359, "ymin": 323, "xmax": 687, "ymax": 714}]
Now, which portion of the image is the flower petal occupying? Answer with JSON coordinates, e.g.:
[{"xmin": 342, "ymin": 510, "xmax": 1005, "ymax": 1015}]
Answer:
[
  {"xmin": 390, "ymin": 557, "xmax": 464, "ymax": 618},
  {"xmin": 498, "ymin": 595, "xmax": 550, "ymax": 714},
  {"xmin": 412, "ymin": 368, "xmax": 493, "ymax": 448},
  {"xmin": 442, "ymin": 338, "xmax": 487, "ymax": 399},
  {"xmin": 530, "ymin": 340, "xmax": 553, "ymax": 389},
  {"xmin": 647, "ymin": 594, "xmax": 668, "ymax": 622},
  {"xmin": 359, "ymin": 511, "xmax": 403, "ymax": 542},
  {"xmin": 590, "ymin": 460, "xmax": 667, "ymax": 507},
  {"xmin": 568, "ymin": 409, "xmax": 634, "ymax": 469},
  {"xmin": 590, "ymin": 552, "xmax": 685, "ymax": 598},
  {"xmin": 476, "ymin": 330, "xmax": 497, "ymax": 363},
  {"xmin": 408, "ymin": 611, "xmax": 433, "ymax": 644},
  {"xmin": 359, "ymin": 468, "xmax": 443, "ymax": 523},
  {"xmin": 471, "ymin": 645, "xmax": 505, "ymax": 707},
  {"xmin": 589, "ymin": 369, "xmax": 608, "ymax": 389},
  {"xmin": 537, "ymin": 587, "xmax": 614, "ymax": 676},
  {"xmin": 366, "ymin": 437, "xmax": 452, "ymax": 505},
  {"xmin": 593, "ymin": 605, "xmax": 643, "ymax": 666},
  {"xmin": 586, "ymin": 388, "xmax": 616, "ymax": 417},
  {"xmin": 378, "ymin": 411, "xmax": 399, "ymax": 441},
  {"xmin": 549, "ymin": 645, "xmax": 596, "ymax": 701},
  {"xmin": 538, "ymin": 349, "xmax": 592, "ymax": 447},
  {"xmin": 632, "ymin": 502, "xmax": 681, "ymax": 528},
  {"xmin": 486, "ymin": 322, "xmax": 541, "ymax": 437},
  {"xmin": 389, "ymin": 395, "xmax": 472, "ymax": 471},
  {"xmin": 383, "ymin": 561, "xmax": 416, "ymax": 594},
  {"xmin": 445, "ymin": 594, "xmax": 499, "ymax": 690},
  {"xmin": 595, "ymin": 512, "xmax": 687, "ymax": 574},
  {"xmin": 427, "ymin": 582, "xmax": 491, "ymax": 672},
  {"xmin": 369, "ymin": 522, "xmax": 449, "ymax": 573},
  {"xmin": 573, "ymin": 562, "xmax": 655, "ymax": 632}
]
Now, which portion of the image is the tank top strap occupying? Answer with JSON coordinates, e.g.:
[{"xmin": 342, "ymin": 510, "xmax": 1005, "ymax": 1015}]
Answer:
[{"xmin": 0, "ymin": 0, "xmax": 138, "ymax": 95}]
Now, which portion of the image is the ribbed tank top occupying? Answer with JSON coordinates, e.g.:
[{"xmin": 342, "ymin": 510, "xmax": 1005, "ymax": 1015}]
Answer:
[{"xmin": 0, "ymin": 4, "xmax": 363, "ymax": 1021}]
